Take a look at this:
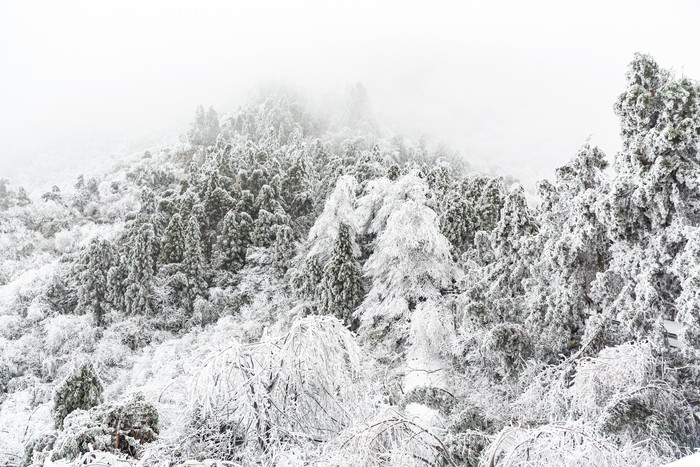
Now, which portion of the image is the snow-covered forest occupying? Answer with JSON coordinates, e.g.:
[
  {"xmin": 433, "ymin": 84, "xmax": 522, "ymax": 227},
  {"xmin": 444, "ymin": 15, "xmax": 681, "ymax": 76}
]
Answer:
[{"xmin": 1, "ymin": 53, "xmax": 700, "ymax": 466}]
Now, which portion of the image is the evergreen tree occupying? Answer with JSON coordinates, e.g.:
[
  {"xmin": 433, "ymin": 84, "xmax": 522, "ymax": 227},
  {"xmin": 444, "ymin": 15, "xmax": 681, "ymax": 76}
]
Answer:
[
  {"xmin": 272, "ymin": 224, "xmax": 296, "ymax": 274},
  {"xmin": 124, "ymin": 223, "xmax": 155, "ymax": 315},
  {"xmin": 215, "ymin": 210, "xmax": 253, "ymax": 272},
  {"xmin": 593, "ymin": 54, "xmax": 700, "ymax": 342},
  {"xmin": 183, "ymin": 215, "xmax": 206, "ymax": 310},
  {"xmin": 526, "ymin": 143, "xmax": 610, "ymax": 357},
  {"xmin": 440, "ymin": 190, "xmax": 478, "ymax": 259},
  {"xmin": 319, "ymin": 223, "xmax": 363, "ymax": 325},
  {"xmin": 188, "ymin": 105, "xmax": 220, "ymax": 146},
  {"xmin": 252, "ymin": 209, "xmax": 276, "ymax": 247},
  {"xmin": 107, "ymin": 252, "xmax": 129, "ymax": 313},
  {"xmin": 291, "ymin": 255, "xmax": 325, "ymax": 302},
  {"xmin": 359, "ymin": 201, "xmax": 456, "ymax": 349},
  {"xmin": 77, "ymin": 238, "xmax": 113, "ymax": 326},
  {"xmin": 476, "ymin": 177, "xmax": 506, "ymax": 232},
  {"xmin": 158, "ymin": 213, "xmax": 185, "ymax": 265},
  {"xmin": 255, "ymin": 184, "xmax": 281, "ymax": 215},
  {"xmin": 52, "ymin": 361, "xmax": 103, "ymax": 429}
]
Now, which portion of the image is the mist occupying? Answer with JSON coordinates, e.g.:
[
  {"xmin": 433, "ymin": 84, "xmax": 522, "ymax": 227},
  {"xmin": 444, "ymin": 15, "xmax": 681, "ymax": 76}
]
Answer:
[{"xmin": 2, "ymin": 0, "xmax": 699, "ymax": 189}]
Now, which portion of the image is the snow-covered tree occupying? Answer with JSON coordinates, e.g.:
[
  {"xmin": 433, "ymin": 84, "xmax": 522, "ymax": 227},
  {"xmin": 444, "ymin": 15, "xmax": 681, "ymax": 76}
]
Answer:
[
  {"xmin": 215, "ymin": 210, "xmax": 252, "ymax": 272},
  {"xmin": 52, "ymin": 361, "xmax": 104, "ymax": 429},
  {"xmin": 124, "ymin": 223, "xmax": 155, "ymax": 315},
  {"xmin": 526, "ymin": 143, "xmax": 610, "ymax": 357},
  {"xmin": 183, "ymin": 215, "xmax": 207, "ymax": 309},
  {"xmin": 188, "ymin": 105, "xmax": 220, "ymax": 146},
  {"xmin": 593, "ymin": 53, "xmax": 700, "ymax": 342},
  {"xmin": 77, "ymin": 238, "xmax": 114, "ymax": 326},
  {"xmin": 358, "ymin": 200, "xmax": 456, "ymax": 351},
  {"xmin": 158, "ymin": 213, "xmax": 185, "ymax": 266},
  {"xmin": 319, "ymin": 222, "xmax": 363, "ymax": 326},
  {"xmin": 440, "ymin": 189, "xmax": 478, "ymax": 259}
]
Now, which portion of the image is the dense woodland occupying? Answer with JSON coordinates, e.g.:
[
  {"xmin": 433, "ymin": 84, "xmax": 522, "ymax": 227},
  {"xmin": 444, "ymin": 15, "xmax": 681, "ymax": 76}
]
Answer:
[{"xmin": 1, "ymin": 54, "xmax": 700, "ymax": 466}]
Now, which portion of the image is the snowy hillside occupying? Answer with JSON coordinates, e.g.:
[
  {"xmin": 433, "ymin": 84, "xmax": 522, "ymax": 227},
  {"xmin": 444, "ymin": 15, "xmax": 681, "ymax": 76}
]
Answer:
[{"xmin": 2, "ymin": 54, "xmax": 700, "ymax": 466}]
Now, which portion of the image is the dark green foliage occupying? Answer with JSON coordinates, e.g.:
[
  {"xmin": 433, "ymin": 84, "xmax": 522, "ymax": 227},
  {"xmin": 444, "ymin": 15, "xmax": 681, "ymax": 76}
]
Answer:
[
  {"xmin": 77, "ymin": 238, "xmax": 114, "ymax": 326},
  {"xmin": 183, "ymin": 215, "xmax": 207, "ymax": 310},
  {"xmin": 125, "ymin": 223, "xmax": 155, "ymax": 315},
  {"xmin": 487, "ymin": 322, "xmax": 532, "ymax": 377},
  {"xmin": 441, "ymin": 190, "xmax": 478, "ymax": 259},
  {"xmin": 158, "ymin": 213, "xmax": 185, "ymax": 265},
  {"xmin": 291, "ymin": 255, "xmax": 324, "ymax": 302},
  {"xmin": 252, "ymin": 209, "xmax": 276, "ymax": 247},
  {"xmin": 39, "ymin": 393, "xmax": 158, "ymax": 463},
  {"xmin": 52, "ymin": 361, "xmax": 104, "ymax": 429},
  {"xmin": 319, "ymin": 223, "xmax": 363, "ymax": 325},
  {"xmin": 215, "ymin": 210, "xmax": 252, "ymax": 272}
]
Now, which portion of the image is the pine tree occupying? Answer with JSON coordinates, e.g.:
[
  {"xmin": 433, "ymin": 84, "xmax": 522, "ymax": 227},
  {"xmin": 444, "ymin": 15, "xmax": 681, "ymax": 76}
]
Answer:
[
  {"xmin": 255, "ymin": 184, "xmax": 281, "ymax": 215},
  {"xmin": 183, "ymin": 215, "xmax": 206, "ymax": 310},
  {"xmin": 107, "ymin": 252, "xmax": 129, "ymax": 313},
  {"xmin": 291, "ymin": 255, "xmax": 324, "ymax": 302},
  {"xmin": 215, "ymin": 210, "xmax": 249, "ymax": 271},
  {"xmin": 319, "ymin": 223, "xmax": 363, "ymax": 325},
  {"xmin": 52, "ymin": 361, "xmax": 103, "ymax": 429},
  {"xmin": 526, "ymin": 143, "xmax": 610, "ymax": 357},
  {"xmin": 359, "ymin": 201, "xmax": 456, "ymax": 348},
  {"xmin": 124, "ymin": 223, "xmax": 155, "ymax": 315},
  {"xmin": 272, "ymin": 224, "xmax": 296, "ymax": 274},
  {"xmin": 252, "ymin": 209, "xmax": 276, "ymax": 247},
  {"xmin": 158, "ymin": 213, "xmax": 185, "ymax": 266},
  {"xmin": 77, "ymin": 238, "xmax": 113, "ymax": 326},
  {"xmin": 476, "ymin": 177, "xmax": 506, "ymax": 232},
  {"xmin": 440, "ymin": 190, "xmax": 478, "ymax": 259},
  {"xmin": 593, "ymin": 54, "xmax": 700, "ymax": 342}
]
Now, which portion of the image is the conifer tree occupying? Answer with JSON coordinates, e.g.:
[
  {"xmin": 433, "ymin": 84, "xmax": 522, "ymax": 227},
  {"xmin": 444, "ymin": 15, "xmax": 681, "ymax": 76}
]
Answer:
[
  {"xmin": 319, "ymin": 223, "xmax": 363, "ymax": 326},
  {"xmin": 291, "ymin": 255, "xmax": 325, "ymax": 302},
  {"xmin": 252, "ymin": 209, "xmax": 276, "ymax": 247},
  {"xmin": 107, "ymin": 252, "xmax": 129, "ymax": 313},
  {"xmin": 440, "ymin": 190, "xmax": 478, "ymax": 259},
  {"xmin": 158, "ymin": 213, "xmax": 185, "ymax": 266},
  {"xmin": 52, "ymin": 361, "xmax": 103, "ymax": 429},
  {"xmin": 183, "ymin": 215, "xmax": 206, "ymax": 310},
  {"xmin": 593, "ymin": 54, "xmax": 700, "ymax": 342},
  {"xmin": 272, "ymin": 224, "xmax": 296, "ymax": 274},
  {"xmin": 77, "ymin": 238, "xmax": 113, "ymax": 326},
  {"xmin": 526, "ymin": 143, "xmax": 610, "ymax": 357},
  {"xmin": 215, "ymin": 210, "xmax": 248, "ymax": 271},
  {"xmin": 255, "ymin": 184, "xmax": 281, "ymax": 215},
  {"xmin": 125, "ymin": 223, "xmax": 155, "ymax": 315}
]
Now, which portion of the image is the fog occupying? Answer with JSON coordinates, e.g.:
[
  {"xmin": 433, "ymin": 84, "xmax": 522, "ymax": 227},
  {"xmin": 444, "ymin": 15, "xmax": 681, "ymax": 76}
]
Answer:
[{"xmin": 1, "ymin": 0, "xmax": 699, "ymax": 189}]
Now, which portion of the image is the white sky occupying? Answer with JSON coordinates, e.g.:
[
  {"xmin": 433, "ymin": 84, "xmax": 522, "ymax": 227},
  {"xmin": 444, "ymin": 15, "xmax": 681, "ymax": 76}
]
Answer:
[{"xmin": 1, "ymin": 0, "xmax": 699, "ymax": 188}]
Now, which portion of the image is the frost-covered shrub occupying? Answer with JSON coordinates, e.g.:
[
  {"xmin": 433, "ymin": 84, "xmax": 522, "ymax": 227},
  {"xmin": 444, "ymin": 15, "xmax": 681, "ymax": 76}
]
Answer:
[
  {"xmin": 44, "ymin": 314, "xmax": 95, "ymax": 356},
  {"xmin": 442, "ymin": 406, "xmax": 497, "ymax": 466},
  {"xmin": 52, "ymin": 361, "xmax": 104, "ymax": 428},
  {"xmin": 22, "ymin": 432, "xmax": 57, "ymax": 467},
  {"xmin": 484, "ymin": 322, "xmax": 532, "ymax": 377},
  {"xmin": 400, "ymin": 386, "xmax": 457, "ymax": 415},
  {"xmin": 53, "ymin": 228, "xmax": 82, "ymax": 253},
  {"xmin": 327, "ymin": 409, "xmax": 454, "ymax": 467},
  {"xmin": 42, "ymin": 393, "xmax": 158, "ymax": 462},
  {"xmin": 110, "ymin": 317, "xmax": 153, "ymax": 351},
  {"xmin": 188, "ymin": 315, "xmax": 367, "ymax": 460},
  {"xmin": 483, "ymin": 421, "xmax": 666, "ymax": 467},
  {"xmin": 570, "ymin": 342, "xmax": 654, "ymax": 419},
  {"xmin": 570, "ymin": 341, "xmax": 700, "ymax": 457}
]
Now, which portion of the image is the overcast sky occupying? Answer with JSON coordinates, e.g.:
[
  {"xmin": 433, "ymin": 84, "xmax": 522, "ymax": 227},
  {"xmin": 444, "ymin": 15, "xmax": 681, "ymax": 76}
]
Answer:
[{"xmin": 1, "ymin": 0, "xmax": 699, "ymax": 188}]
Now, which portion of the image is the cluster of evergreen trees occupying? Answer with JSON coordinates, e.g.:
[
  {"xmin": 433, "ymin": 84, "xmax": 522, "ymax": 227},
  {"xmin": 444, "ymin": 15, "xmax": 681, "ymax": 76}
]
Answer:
[{"xmin": 23, "ymin": 53, "xmax": 700, "ymax": 464}]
